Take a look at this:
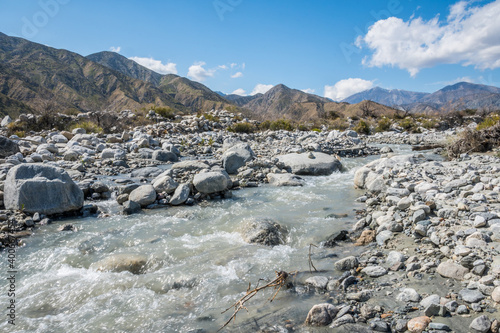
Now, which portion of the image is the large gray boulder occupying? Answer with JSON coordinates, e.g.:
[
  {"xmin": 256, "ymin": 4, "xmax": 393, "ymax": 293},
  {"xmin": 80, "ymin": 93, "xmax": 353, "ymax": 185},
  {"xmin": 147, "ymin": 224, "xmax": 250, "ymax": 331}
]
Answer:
[
  {"xmin": 267, "ymin": 173, "xmax": 305, "ymax": 186},
  {"xmin": 437, "ymin": 261, "xmax": 469, "ymax": 280},
  {"xmin": 222, "ymin": 143, "xmax": 255, "ymax": 174},
  {"xmin": 242, "ymin": 218, "xmax": 288, "ymax": 246},
  {"xmin": 4, "ymin": 164, "xmax": 84, "ymax": 215},
  {"xmin": 277, "ymin": 152, "xmax": 341, "ymax": 175},
  {"xmin": 170, "ymin": 183, "xmax": 190, "ymax": 205},
  {"xmin": 91, "ymin": 254, "xmax": 147, "ymax": 274},
  {"xmin": 0, "ymin": 136, "xmax": 20, "ymax": 158},
  {"xmin": 152, "ymin": 176, "xmax": 178, "ymax": 194},
  {"xmin": 171, "ymin": 160, "xmax": 209, "ymax": 172},
  {"xmin": 128, "ymin": 185, "xmax": 157, "ymax": 207},
  {"xmin": 152, "ymin": 150, "xmax": 178, "ymax": 162},
  {"xmin": 193, "ymin": 170, "xmax": 232, "ymax": 194}
]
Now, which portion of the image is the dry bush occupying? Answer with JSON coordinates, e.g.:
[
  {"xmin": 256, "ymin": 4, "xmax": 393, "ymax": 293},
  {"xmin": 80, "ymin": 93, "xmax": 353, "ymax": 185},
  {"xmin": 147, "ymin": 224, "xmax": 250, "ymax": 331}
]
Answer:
[{"xmin": 447, "ymin": 122, "xmax": 500, "ymax": 157}]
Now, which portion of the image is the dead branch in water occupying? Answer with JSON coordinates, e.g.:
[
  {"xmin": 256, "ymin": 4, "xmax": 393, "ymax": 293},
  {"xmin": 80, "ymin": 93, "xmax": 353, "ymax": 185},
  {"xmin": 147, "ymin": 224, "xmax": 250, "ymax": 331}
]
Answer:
[
  {"xmin": 308, "ymin": 244, "xmax": 318, "ymax": 274},
  {"xmin": 218, "ymin": 270, "xmax": 293, "ymax": 332}
]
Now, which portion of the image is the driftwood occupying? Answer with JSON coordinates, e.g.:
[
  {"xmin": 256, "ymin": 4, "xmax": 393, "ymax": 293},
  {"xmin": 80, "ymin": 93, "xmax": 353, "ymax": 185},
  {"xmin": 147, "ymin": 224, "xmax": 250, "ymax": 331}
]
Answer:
[
  {"xmin": 218, "ymin": 271, "xmax": 292, "ymax": 332},
  {"xmin": 447, "ymin": 122, "xmax": 500, "ymax": 157}
]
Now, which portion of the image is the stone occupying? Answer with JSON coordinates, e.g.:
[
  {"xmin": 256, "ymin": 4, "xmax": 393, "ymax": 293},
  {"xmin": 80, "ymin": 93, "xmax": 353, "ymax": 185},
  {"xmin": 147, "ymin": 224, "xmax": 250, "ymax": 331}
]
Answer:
[
  {"xmin": 460, "ymin": 289, "xmax": 485, "ymax": 303},
  {"xmin": 169, "ymin": 183, "xmax": 190, "ymax": 206},
  {"xmin": 0, "ymin": 136, "xmax": 20, "ymax": 158},
  {"xmin": 1, "ymin": 115, "xmax": 13, "ymax": 127},
  {"xmin": 91, "ymin": 254, "xmax": 147, "ymax": 274},
  {"xmin": 469, "ymin": 315, "xmax": 492, "ymax": 333},
  {"xmin": 407, "ymin": 316, "xmax": 431, "ymax": 333},
  {"xmin": 305, "ymin": 276, "xmax": 329, "ymax": 289},
  {"xmin": 386, "ymin": 251, "xmax": 406, "ymax": 268},
  {"xmin": 492, "ymin": 286, "xmax": 500, "ymax": 303},
  {"xmin": 323, "ymin": 230, "xmax": 349, "ymax": 247},
  {"xmin": 397, "ymin": 197, "xmax": 412, "ymax": 210},
  {"xmin": 4, "ymin": 164, "xmax": 84, "ymax": 215},
  {"xmin": 456, "ymin": 305, "xmax": 469, "ymax": 314},
  {"xmin": 330, "ymin": 314, "xmax": 354, "ymax": 328},
  {"xmin": 222, "ymin": 143, "xmax": 255, "ymax": 174},
  {"xmin": 413, "ymin": 209, "xmax": 426, "ymax": 223},
  {"xmin": 193, "ymin": 171, "xmax": 232, "ymax": 194},
  {"xmin": 436, "ymin": 261, "xmax": 469, "ymax": 280},
  {"xmin": 424, "ymin": 303, "xmax": 447, "ymax": 317},
  {"xmin": 128, "ymin": 185, "xmax": 157, "ymax": 207},
  {"xmin": 420, "ymin": 294, "xmax": 440, "ymax": 308},
  {"xmin": 428, "ymin": 323, "xmax": 451, "ymax": 331},
  {"xmin": 267, "ymin": 173, "xmax": 304, "ymax": 186},
  {"xmin": 355, "ymin": 229, "xmax": 376, "ymax": 245},
  {"xmin": 130, "ymin": 167, "xmax": 163, "ymax": 179},
  {"xmin": 58, "ymin": 223, "xmax": 76, "ymax": 231},
  {"xmin": 152, "ymin": 150, "xmax": 178, "ymax": 162},
  {"xmin": 334, "ymin": 256, "xmax": 359, "ymax": 271},
  {"xmin": 396, "ymin": 288, "xmax": 421, "ymax": 302},
  {"xmin": 171, "ymin": 160, "xmax": 209, "ymax": 172},
  {"xmin": 376, "ymin": 230, "xmax": 393, "ymax": 246},
  {"xmin": 242, "ymin": 218, "xmax": 287, "ymax": 246},
  {"xmin": 305, "ymin": 303, "xmax": 338, "ymax": 326},
  {"xmin": 395, "ymin": 319, "xmax": 408, "ymax": 332},
  {"xmin": 361, "ymin": 266, "xmax": 387, "ymax": 277},
  {"xmin": 152, "ymin": 176, "xmax": 178, "ymax": 194},
  {"xmin": 277, "ymin": 152, "xmax": 342, "ymax": 176},
  {"xmin": 122, "ymin": 200, "xmax": 141, "ymax": 215}
]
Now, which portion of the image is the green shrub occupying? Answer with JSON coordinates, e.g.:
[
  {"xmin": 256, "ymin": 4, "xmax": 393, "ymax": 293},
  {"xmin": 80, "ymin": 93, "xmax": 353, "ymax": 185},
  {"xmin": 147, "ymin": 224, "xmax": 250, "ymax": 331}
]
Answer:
[
  {"xmin": 153, "ymin": 106, "xmax": 175, "ymax": 119},
  {"xmin": 269, "ymin": 119, "xmax": 294, "ymax": 131},
  {"xmin": 330, "ymin": 118, "xmax": 349, "ymax": 131},
  {"xmin": 375, "ymin": 117, "xmax": 391, "ymax": 132},
  {"xmin": 311, "ymin": 128, "xmax": 321, "ymax": 133},
  {"xmin": 297, "ymin": 124, "xmax": 309, "ymax": 131},
  {"xmin": 477, "ymin": 114, "xmax": 500, "ymax": 130},
  {"xmin": 421, "ymin": 118, "xmax": 438, "ymax": 130},
  {"xmin": 353, "ymin": 120, "xmax": 370, "ymax": 135},
  {"xmin": 399, "ymin": 117, "xmax": 417, "ymax": 132},
  {"xmin": 69, "ymin": 121, "xmax": 103, "ymax": 134},
  {"xmin": 228, "ymin": 122, "xmax": 256, "ymax": 133}
]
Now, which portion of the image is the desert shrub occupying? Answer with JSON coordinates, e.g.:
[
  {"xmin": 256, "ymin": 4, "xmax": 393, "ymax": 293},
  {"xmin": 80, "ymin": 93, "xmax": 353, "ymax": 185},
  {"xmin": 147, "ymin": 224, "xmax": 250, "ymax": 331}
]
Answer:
[
  {"xmin": 70, "ymin": 120, "xmax": 103, "ymax": 134},
  {"xmin": 398, "ymin": 117, "xmax": 419, "ymax": 132},
  {"xmin": 375, "ymin": 117, "xmax": 391, "ymax": 132},
  {"xmin": 353, "ymin": 120, "xmax": 370, "ymax": 135},
  {"xmin": 297, "ymin": 124, "xmax": 309, "ymax": 131},
  {"xmin": 259, "ymin": 120, "xmax": 271, "ymax": 130},
  {"xmin": 199, "ymin": 112, "xmax": 220, "ymax": 122},
  {"xmin": 267, "ymin": 119, "xmax": 294, "ymax": 131},
  {"xmin": 330, "ymin": 118, "xmax": 349, "ymax": 131},
  {"xmin": 153, "ymin": 106, "xmax": 176, "ymax": 119},
  {"xmin": 14, "ymin": 131, "xmax": 26, "ymax": 138},
  {"xmin": 477, "ymin": 114, "xmax": 500, "ymax": 130},
  {"xmin": 421, "ymin": 118, "xmax": 438, "ymax": 129},
  {"xmin": 311, "ymin": 128, "xmax": 321, "ymax": 133},
  {"xmin": 228, "ymin": 122, "xmax": 256, "ymax": 133},
  {"xmin": 63, "ymin": 108, "xmax": 80, "ymax": 116}
]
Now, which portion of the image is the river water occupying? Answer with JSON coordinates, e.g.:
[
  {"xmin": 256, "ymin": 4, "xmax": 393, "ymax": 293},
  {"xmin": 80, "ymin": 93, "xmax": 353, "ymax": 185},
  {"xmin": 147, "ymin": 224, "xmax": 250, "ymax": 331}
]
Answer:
[{"xmin": 3, "ymin": 145, "xmax": 413, "ymax": 333}]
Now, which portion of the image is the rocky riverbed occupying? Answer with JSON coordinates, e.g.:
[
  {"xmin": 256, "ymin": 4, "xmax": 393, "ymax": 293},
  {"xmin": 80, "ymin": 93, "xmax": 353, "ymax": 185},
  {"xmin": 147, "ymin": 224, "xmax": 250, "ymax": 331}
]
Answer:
[{"xmin": 0, "ymin": 110, "xmax": 499, "ymax": 332}]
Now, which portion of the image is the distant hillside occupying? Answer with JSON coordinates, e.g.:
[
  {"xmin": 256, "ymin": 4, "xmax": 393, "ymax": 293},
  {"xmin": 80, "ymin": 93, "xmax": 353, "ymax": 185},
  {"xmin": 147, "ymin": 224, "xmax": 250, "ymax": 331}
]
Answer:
[
  {"xmin": 343, "ymin": 82, "xmax": 500, "ymax": 114},
  {"xmin": 88, "ymin": 51, "xmax": 233, "ymax": 113},
  {"xmin": 342, "ymin": 86, "xmax": 429, "ymax": 106},
  {"xmin": 0, "ymin": 32, "xmax": 188, "ymax": 116},
  {"xmin": 225, "ymin": 93, "xmax": 262, "ymax": 107}
]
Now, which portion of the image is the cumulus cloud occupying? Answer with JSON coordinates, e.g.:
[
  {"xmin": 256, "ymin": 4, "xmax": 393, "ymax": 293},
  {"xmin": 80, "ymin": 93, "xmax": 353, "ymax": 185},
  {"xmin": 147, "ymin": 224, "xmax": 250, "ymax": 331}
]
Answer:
[
  {"xmin": 231, "ymin": 88, "xmax": 246, "ymax": 95},
  {"xmin": 110, "ymin": 46, "xmax": 121, "ymax": 53},
  {"xmin": 301, "ymin": 88, "xmax": 315, "ymax": 94},
  {"xmin": 251, "ymin": 84, "xmax": 274, "ymax": 95},
  {"xmin": 187, "ymin": 61, "xmax": 216, "ymax": 82},
  {"xmin": 358, "ymin": 0, "xmax": 500, "ymax": 76},
  {"xmin": 324, "ymin": 78, "xmax": 374, "ymax": 101},
  {"xmin": 129, "ymin": 57, "xmax": 177, "ymax": 74},
  {"xmin": 231, "ymin": 72, "xmax": 244, "ymax": 78}
]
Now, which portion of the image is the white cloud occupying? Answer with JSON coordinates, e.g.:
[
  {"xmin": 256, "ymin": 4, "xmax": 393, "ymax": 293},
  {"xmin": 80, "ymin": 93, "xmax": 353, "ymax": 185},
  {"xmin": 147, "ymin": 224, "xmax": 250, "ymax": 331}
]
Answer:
[
  {"xmin": 231, "ymin": 72, "xmax": 244, "ymax": 78},
  {"xmin": 129, "ymin": 56, "xmax": 177, "ymax": 74},
  {"xmin": 301, "ymin": 88, "xmax": 315, "ymax": 94},
  {"xmin": 359, "ymin": 0, "xmax": 500, "ymax": 76},
  {"xmin": 251, "ymin": 84, "xmax": 274, "ymax": 95},
  {"xmin": 110, "ymin": 46, "xmax": 121, "ymax": 53},
  {"xmin": 324, "ymin": 78, "xmax": 374, "ymax": 101},
  {"xmin": 218, "ymin": 65, "xmax": 228, "ymax": 70},
  {"xmin": 231, "ymin": 88, "xmax": 246, "ymax": 95},
  {"xmin": 230, "ymin": 63, "xmax": 237, "ymax": 69},
  {"xmin": 187, "ymin": 61, "xmax": 215, "ymax": 82}
]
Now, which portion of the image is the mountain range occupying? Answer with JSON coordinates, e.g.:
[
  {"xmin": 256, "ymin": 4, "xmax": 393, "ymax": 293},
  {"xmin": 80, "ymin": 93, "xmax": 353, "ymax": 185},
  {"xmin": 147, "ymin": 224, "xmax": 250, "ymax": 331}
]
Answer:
[
  {"xmin": 1, "ymin": 32, "xmax": 499, "ymax": 122},
  {"xmin": 342, "ymin": 82, "xmax": 500, "ymax": 113}
]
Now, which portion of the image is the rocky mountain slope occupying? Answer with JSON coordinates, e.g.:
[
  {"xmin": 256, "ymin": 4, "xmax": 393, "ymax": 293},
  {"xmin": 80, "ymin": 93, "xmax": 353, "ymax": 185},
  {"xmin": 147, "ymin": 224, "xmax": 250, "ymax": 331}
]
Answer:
[{"xmin": 342, "ymin": 87, "xmax": 429, "ymax": 106}]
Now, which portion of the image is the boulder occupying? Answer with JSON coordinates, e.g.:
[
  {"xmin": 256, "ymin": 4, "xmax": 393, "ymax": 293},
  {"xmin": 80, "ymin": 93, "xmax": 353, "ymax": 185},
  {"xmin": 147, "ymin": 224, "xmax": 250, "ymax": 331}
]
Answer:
[
  {"xmin": 152, "ymin": 150, "xmax": 178, "ymax": 162},
  {"xmin": 469, "ymin": 315, "xmax": 492, "ymax": 333},
  {"xmin": 334, "ymin": 256, "xmax": 359, "ymax": 271},
  {"xmin": 397, "ymin": 288, "xmax": 421, "ymax": 302},
  {"xmin": 193, "ymin": 171, "xmax": 232, "ymax": 194},
  {"xmin": 277, "ymin": 152, "xmax": 342, "ymax": 175},
  {"xmin": 407, "ymin": 316, "xmax": 431, "ymax": 333},
  {"xmin": 91, "ymin": 254, "xmax": 147, "ymax": 274},
  {"xmin": 122, "ymin": 200, "xmax": 141, "ymax": 215},
  {"xmin": 4, "ymin": 164, "xmax": 84, "ymax": 215},
  {"xmin": 128, "ymin": 185, "xmax": 157, "ymax": 207},
  {"xmin": 171, "ymin": 160, "xmax": 209, "ymax": 172},
  {"xmin": 152, "ymin": 176, "xmax": 178, "ymax": 194},
  {"xmin": 361, "ymin": 266, "xmax": 387, "ymax": 277},
  {"xmin": 130, "ymin": 167, "xmax": 163, "ymax": 178},
  {"xmin": 222, "ymin": 143, "xmax": 255, "ymax": 174},
  {"xmin": 242, "ymin": 218, "xmax": 287, "ymax": 246},
  {"xmin": 437, "ymin": 261, "xmax": 469, "ymax": 280},
  {"xmin": 267, "ymin": 173, "xmax": 305, "ymax": 186},
  {"xmin": 1, "ymin": 115, "xmax": 13, "ymax": 127},
  {"xmin": 0, "ymin": 136, "xmax": 20, "ymax": 158},
  {"xmin": 305, "ymin": 303, "xmax": 339, "ymax": 326},
  {"xmin": 169, "ymin": 183, "xmax": 190, "ymax": 205}
]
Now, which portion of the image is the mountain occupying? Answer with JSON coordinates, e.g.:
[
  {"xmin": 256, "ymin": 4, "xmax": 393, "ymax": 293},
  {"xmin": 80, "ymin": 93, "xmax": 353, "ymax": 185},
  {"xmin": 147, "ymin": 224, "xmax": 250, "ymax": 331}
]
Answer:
[
  {"xmin": 342, "ymin": 87, "xmax": 429, "ymax": 106},
  {"xmin": 343, "ymin": 82, "xmax": 500, "ymax": 114},
  {"xmin": 224, "ymin": 93, "xmax": 262, "ymax": 107},
  {"xmin": 88, "ymin": 51, "xmax": 231, "ymax": 113},
  {"xmin": 87, "ymin": 51, "xmax": 163, "ymax": 86},
  {"xmin": 0, "ymin": 32, "xmax": 189, "ymax": 116}
]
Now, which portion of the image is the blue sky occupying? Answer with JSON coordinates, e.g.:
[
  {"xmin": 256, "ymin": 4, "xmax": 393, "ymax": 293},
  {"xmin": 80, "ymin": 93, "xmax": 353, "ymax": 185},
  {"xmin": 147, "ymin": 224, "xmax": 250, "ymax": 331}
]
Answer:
[{"xmin": 1, "ymin": 0, "xmax": 500, "ymax": 100}]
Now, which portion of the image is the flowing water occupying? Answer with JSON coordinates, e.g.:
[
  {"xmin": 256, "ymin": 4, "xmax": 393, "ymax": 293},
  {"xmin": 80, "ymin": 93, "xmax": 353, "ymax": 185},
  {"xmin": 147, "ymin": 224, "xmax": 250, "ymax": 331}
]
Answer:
[{"xmin": 2, "ymin": 146, "xmax": 414, "ymax": 333}]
